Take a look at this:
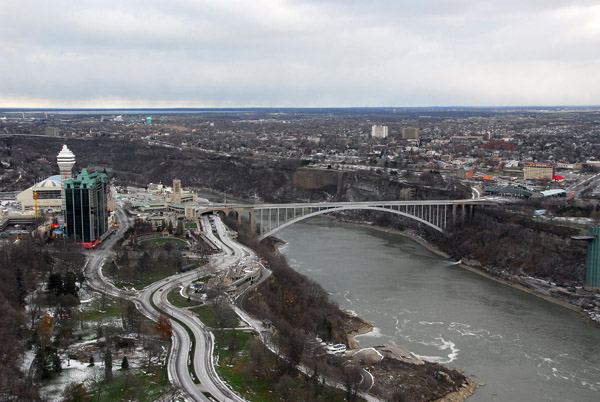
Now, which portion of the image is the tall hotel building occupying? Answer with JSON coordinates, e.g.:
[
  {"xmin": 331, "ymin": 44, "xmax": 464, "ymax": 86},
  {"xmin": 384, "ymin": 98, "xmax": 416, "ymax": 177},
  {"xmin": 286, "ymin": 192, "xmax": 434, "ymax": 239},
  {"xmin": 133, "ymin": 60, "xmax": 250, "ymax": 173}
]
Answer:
[{"xmin": 63, "ymin": 167, "xmax": 109, "ymax": 243}]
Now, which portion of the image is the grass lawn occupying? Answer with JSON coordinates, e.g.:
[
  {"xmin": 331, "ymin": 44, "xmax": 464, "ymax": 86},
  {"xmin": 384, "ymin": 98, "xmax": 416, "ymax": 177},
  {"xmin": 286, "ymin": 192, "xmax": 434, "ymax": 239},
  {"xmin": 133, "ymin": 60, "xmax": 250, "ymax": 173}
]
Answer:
[
  {"xmin": 213, "ymin": 331, "xmax": 274, "ymax": 402},
  {"xmin": 167, "ymin": 287, "xmax": 203, "ymax": 308},
  {"xmin": 104, "ymin": 263, "xmax": 180, "ymax": 291},
  {"xmin": 185, "ymin": 222, "xmax": 197, "ymax": 229},
  {"xmin": 190, "ymin": 305, "xmax": 220, "ymax": 327},
  {"xmin": 88, "ymin": 364, "xmax": 171, "ymax": 402},
  {"xmin": 142, "ymin": 237, "xmax": 188, "ymax": 247},
  {"xmin": 80, "ymin": 295, "xmax": 126, "ymax": 322}
]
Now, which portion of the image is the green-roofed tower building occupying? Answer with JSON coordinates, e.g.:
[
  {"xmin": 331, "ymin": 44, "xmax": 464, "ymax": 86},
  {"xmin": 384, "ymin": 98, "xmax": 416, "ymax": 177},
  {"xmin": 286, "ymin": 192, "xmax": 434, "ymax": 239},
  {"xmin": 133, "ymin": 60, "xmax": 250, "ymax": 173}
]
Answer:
[{"xmin": 63, "ymin": 167, "xmax": 109, "ymax": 244}]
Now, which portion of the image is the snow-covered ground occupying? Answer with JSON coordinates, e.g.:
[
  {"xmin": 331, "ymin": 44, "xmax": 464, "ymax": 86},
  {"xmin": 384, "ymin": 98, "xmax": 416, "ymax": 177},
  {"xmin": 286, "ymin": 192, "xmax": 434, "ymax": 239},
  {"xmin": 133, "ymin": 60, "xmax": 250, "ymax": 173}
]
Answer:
[
  {"xmin": 39, "ymin": 337, "xmax": 166, "ymax": 401},
  {"xmin": 41, "ymin": 359, "xmax": 105, "ymax": 402}
]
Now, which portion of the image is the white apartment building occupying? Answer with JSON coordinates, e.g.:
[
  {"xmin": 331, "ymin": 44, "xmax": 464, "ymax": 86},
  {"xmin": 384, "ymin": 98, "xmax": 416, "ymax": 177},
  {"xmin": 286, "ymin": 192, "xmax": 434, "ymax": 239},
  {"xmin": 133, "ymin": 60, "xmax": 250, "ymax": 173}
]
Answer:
[{"xmin": 371, "ymin": 125, "xmax": 388, "ymax": 138}]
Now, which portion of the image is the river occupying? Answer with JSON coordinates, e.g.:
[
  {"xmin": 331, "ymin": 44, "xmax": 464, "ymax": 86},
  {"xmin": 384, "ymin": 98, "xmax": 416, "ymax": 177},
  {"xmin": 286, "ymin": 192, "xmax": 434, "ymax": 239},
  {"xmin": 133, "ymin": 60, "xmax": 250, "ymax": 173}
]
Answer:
[
  {"xmin": 195, "ymin": 190, "xmax": 600, "ymax": 401},
  {"xmin": 274, "ymin": 216, "xmax": 600, "ymax": 402}
]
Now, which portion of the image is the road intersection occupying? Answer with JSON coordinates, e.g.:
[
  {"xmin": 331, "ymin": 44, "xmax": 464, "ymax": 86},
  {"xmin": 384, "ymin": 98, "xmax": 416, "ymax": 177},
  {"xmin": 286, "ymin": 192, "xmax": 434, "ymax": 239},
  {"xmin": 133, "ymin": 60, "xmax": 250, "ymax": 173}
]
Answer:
[{"xmin": 84, "ymin": 205, "xmax": 257, "ymax": 401}]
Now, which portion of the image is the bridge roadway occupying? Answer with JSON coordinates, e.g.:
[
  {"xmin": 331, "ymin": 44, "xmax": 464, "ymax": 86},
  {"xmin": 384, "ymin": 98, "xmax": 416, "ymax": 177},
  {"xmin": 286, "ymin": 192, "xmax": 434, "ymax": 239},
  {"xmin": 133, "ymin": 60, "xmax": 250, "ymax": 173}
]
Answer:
[{"xmin": 207, "ymin": 198, "xmax": 496, "ymax": 240}]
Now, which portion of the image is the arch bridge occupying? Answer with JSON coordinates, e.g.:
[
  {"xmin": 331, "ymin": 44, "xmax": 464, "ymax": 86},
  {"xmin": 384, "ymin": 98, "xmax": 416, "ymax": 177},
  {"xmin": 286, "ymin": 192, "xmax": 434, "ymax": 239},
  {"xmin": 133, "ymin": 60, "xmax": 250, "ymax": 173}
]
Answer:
[{"xmin": 210, "ymin": 199, "xmax": 495, "ymax": 241}]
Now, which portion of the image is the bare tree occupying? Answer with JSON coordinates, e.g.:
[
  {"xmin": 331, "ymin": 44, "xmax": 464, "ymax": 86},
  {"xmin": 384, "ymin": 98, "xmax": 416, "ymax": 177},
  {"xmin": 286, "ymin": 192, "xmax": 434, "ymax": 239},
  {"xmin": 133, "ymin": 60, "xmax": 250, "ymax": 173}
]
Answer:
[
  {"xmin": 274, "ymin": 375, "xmax": 297, "ymax": 401},
  {"xmin": 28, "ymin": 290, "xmax": 44, "ymax": 329},
  {"xmin": 226, "ymin": 331, "xmax": 240, "ymax": 365},
  {"xmin": 214, "ymin": 300, "xmax": 238, "ymax": 329},
  {"xmin": 344, "ymin": 364, "xmax": 363, "ymax": 401}
]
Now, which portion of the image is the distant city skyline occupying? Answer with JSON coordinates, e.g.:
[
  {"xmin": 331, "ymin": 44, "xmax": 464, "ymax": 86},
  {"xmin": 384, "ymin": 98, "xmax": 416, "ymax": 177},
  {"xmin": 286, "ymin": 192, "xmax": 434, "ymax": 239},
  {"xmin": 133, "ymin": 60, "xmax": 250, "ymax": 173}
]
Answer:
[{"xmin": 1, "ymin": 0, "xmax": 599, "ymax": 108}]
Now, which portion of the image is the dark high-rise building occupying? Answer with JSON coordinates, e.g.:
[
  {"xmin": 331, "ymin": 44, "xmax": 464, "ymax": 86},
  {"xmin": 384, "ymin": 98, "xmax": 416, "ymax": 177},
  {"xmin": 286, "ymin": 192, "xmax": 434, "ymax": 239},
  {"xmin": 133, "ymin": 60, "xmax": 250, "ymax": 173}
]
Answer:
[{"xmin": 63, "ymin": 167, "xmax": 109, "ymax": 244}]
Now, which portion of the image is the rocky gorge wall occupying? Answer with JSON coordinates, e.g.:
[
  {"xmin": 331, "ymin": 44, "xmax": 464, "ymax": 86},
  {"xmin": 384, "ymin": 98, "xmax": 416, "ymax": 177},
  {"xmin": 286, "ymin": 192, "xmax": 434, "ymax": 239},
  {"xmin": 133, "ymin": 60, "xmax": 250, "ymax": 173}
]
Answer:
[{"xmin": 10, "ymin": 137, "xmax": 586, "ymax": 286}]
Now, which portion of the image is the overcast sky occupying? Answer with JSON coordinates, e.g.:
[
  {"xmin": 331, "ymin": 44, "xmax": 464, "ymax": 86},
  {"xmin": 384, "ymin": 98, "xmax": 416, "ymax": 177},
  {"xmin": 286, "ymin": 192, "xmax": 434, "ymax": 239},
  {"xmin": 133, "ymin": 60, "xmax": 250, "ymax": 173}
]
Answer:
[{"xmin": 1, "ymin": 0, "xmax": 599, "ymax": 108}]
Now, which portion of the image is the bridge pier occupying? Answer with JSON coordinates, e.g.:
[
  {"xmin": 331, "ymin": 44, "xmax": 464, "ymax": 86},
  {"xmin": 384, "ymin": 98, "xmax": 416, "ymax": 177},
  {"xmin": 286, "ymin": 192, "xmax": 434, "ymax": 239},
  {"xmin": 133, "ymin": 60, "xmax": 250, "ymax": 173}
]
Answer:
[
  {"xmin": 452, "ymin": 204, "xmax": 457, "ymax": 226},
  {"xmin": 451, "ymin": 203, "xmax": 474, "ymax": 227}
]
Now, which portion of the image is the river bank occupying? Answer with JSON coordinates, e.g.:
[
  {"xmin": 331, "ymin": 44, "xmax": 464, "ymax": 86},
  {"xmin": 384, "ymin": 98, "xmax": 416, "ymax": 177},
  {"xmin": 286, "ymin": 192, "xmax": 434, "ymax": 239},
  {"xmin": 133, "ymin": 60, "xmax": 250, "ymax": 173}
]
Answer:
[
  {"xmin": 334, "ymin": 217, "xmax": 600, "ymax": 328},
  {"xmin": 344, "ymin": 313, "xmax": 374, "ymax": 350},
  {"xmin": 233, "ymin": 222, "xmax": 476, "ymax": 401},
  {"xmin": 344, "ymin": 279, "xmax": 480, "ymax": 401},
  {"xmin": 268, "ymin": 236, "xmax": 377, "ymax": 350},
  {"xmin": 261, "ymin": 213, "xmax": 600, "ymax": 401}
]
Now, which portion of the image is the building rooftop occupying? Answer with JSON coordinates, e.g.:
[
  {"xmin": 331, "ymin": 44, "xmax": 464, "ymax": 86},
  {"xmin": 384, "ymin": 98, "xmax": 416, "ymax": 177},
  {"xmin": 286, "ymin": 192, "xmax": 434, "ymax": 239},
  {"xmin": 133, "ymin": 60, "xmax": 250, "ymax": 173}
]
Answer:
[
  {"xmin": 64, "ymin": 167, "xmax": 108, "ymax": 188},
  {"xmin": 33, "ymin": 175, "xmax": 62, "ymax": 189},
  {"xmin": 540, "ymin": 189, "xmax": 566, "ymax": 197}
]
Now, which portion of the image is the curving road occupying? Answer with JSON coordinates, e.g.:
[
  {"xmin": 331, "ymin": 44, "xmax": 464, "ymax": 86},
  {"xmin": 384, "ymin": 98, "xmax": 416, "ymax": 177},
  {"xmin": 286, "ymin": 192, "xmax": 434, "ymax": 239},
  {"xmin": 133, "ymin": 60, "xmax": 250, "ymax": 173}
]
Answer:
[
  {"xmin": 84, "ymin": 204, "xmax": 248, "ymax": 401},
  {"xmin": 84, "ymin": 205, "xmax": 381, "ymax": 401}
]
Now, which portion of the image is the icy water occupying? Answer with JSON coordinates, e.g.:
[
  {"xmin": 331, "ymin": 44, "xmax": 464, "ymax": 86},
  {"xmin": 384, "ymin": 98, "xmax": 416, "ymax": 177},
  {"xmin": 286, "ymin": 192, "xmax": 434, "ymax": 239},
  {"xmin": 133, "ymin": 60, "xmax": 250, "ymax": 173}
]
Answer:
[{"xmin": 277, "ymin": 216, "xmax": 600, "ymax": 402}]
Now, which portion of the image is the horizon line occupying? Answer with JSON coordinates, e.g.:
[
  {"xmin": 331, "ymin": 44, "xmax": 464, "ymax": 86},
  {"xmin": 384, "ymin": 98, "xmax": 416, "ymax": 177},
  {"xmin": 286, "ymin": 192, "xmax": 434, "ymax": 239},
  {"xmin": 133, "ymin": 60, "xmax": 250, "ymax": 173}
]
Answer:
[{"xmin": 2, "ymin": 105, "xmax": 600, "ymax": 111}]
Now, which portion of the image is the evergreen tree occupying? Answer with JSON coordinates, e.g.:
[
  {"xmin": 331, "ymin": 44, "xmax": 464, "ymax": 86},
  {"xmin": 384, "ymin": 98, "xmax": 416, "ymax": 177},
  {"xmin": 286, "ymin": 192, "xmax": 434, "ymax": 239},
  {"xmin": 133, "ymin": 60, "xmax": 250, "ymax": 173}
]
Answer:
[
  {"xmin": 33, "ymin": 346, "xmax": 51, "ymax": 380},
  {"xmin": 63, "ymin": 271, "xmax": 78, "ymax": 297},
  {"xmin": 168, "ymin": 220, "xmax": 173, "ymax": 234},
  {"xmin": 47, "ymin": 273, "xmax": 64, "ymax": 296},
  {"xmin": 121, "ymin": 355, "xmax": 129, "ymax": 370},
  {"xmin": 52, "ymin": 348, "xmax": 62, "ymax": 373}
]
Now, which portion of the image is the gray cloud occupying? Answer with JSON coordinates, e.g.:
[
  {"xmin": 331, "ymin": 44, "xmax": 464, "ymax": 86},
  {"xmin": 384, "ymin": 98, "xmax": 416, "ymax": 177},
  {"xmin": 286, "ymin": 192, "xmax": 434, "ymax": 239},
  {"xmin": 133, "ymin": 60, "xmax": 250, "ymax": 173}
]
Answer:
[{"xmin": 0, "ymin": 0, "xmax": 599, "ymax": 107}]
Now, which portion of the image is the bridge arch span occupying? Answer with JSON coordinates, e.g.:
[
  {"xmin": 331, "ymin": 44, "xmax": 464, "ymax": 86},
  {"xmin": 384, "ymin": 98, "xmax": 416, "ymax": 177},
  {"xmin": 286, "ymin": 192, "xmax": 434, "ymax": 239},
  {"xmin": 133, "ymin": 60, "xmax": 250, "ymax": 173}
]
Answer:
[{"xmin": 257, "ymin": 205, "xmax": 444, "ymax": 240}]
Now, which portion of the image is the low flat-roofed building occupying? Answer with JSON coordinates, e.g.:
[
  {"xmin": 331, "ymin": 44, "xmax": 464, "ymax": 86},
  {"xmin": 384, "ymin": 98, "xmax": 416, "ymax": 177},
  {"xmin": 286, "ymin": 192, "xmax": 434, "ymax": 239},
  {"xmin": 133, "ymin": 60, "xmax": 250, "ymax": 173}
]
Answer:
[
  {"xmin": 17, "ymin": 175, "xmax": 63, "ymax": 212},
  {"xmin": 540, "ymin": 189, "xmax": 566, "ymax": 198}
]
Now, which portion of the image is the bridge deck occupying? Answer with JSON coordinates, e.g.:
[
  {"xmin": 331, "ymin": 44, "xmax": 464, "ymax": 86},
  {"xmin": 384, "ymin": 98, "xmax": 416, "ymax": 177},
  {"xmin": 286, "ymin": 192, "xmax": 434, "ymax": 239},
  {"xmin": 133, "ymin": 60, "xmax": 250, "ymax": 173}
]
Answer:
[{"xmin": 215, "ymin": 198, "xmax": 495, "ymax": 209}]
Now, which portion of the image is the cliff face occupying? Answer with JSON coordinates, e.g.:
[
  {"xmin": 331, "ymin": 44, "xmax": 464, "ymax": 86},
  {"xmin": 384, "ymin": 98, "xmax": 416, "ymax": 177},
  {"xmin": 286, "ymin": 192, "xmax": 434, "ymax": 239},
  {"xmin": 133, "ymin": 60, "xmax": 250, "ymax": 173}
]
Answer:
[{"xmin": 292, "ymin": 168, "xmax": 343, "ymax": 193}]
